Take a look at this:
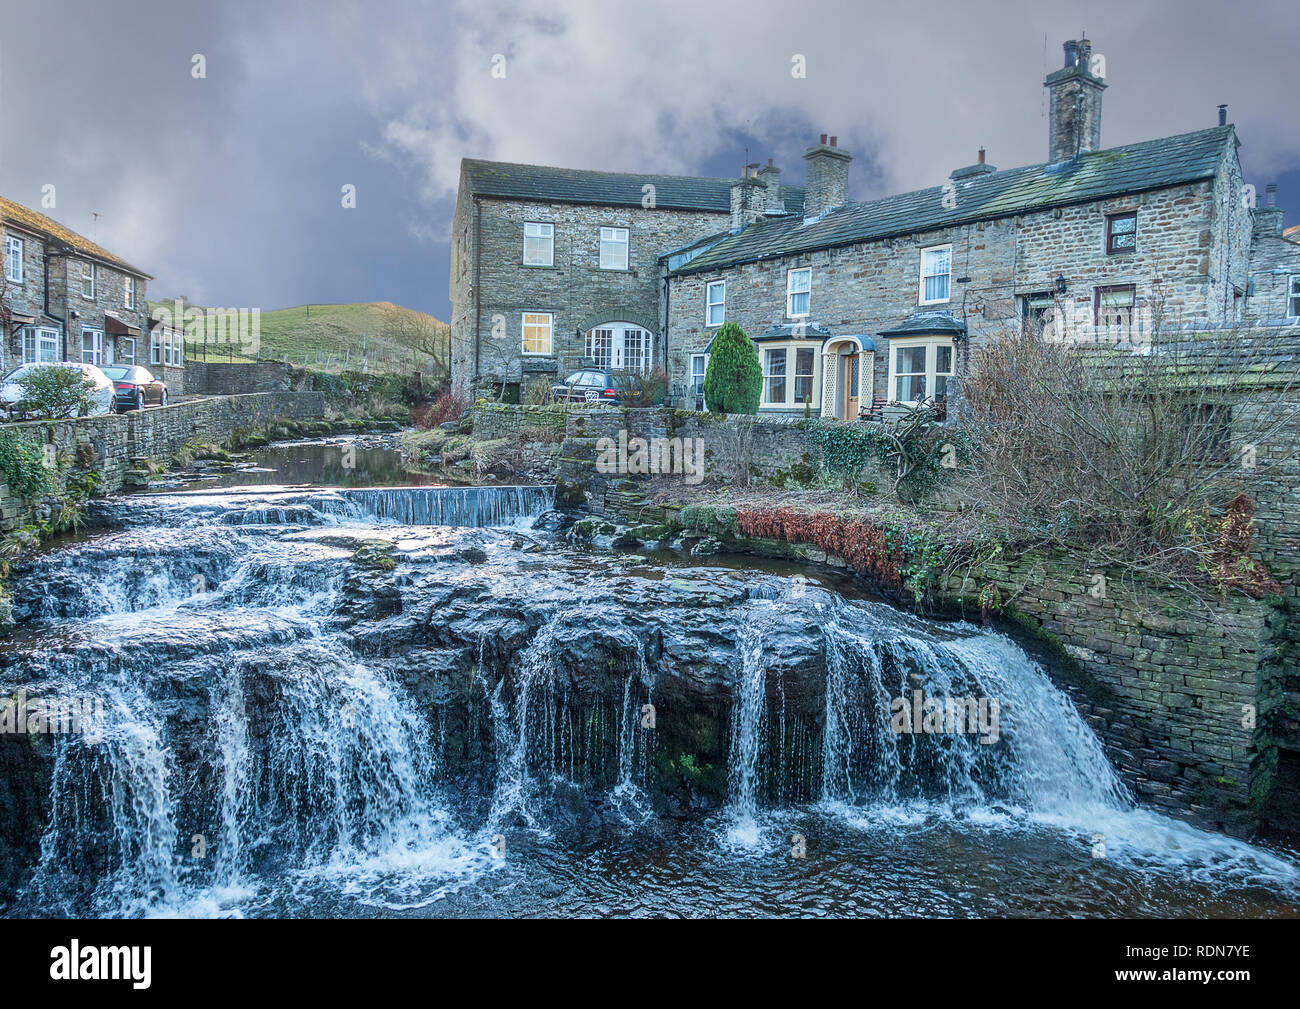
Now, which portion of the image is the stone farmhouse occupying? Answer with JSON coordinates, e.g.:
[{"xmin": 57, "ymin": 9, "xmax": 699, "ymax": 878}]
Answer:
[
  {"xmin": 1, "ymin": 196, "xmax": 184, "ymax": 389},
  {"xmin": 449, "ymin": 36, "xmax": 1300, "ymax": 415}
]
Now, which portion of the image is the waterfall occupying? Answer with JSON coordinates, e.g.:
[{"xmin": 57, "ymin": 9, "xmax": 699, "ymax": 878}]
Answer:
[
  {"xmin": 339, "ymin": 486, "xmax": 554, "ymax": 528},
  {"xmin": 726, "ymin": 603, "xmax": 773, "ymax": 843}
]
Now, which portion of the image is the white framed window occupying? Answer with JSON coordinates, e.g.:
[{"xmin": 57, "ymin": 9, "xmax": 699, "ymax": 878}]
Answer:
[
  {"xmin": 787, "ymin": 267, "xmax": 811, "ymax": 317},
  {"xmin": 153, "ymin": 329, "xmax": 184, "ymax": 367},
  {"xmin": 919, "ymin": 245, "xmax": 951, "ymax": 304},
  {"xmin": 120, "ymin": 337, "xmax": 136, "ymax": 365},
  {"xmin": 81, "ymin": 262, "xmax": 96, "ymax": 299},
  {"xmin": 81, "ymin": 328, "xmax": 104, "ymax": 365},
  {"xmin": 1289, "ymin": 276, "xmax": 1300, "ymax": 318},
  {"xmin": 888, "ymin": 337, "xmax": 954, "ymax": 405},
  {"xmin": 793, "ymin": 347, "xmax": 815, "ymax": 403},
  {"xmin": 763, "ymin": 347, "xmax": 787, "ymax": 405},
  {"xmin": 523, "ymin": 222, "xmax": 554, "ymax": 266},
  {"xmin": 522, "ymin": 312, "xmax": 553, "ymax": 355},
  {"xmin": 124, "ymin": 276, "xmax": 135, "ymax": 308},
  {"xmin": 705, "ymin": 280, "xmax": 725, "ymax": 327},
  {"xmin": 151, "ymin": 331, "xmax": 163, "ymax": 365},
  {"xmin": 599, "ymin": 227, "xmax": 629, "ymax": 270},
  {"xmin": 170, "ymin": 332, "xmax": 184, "ymax": 366},
  {"xmin": 690, "ymin": 353, "xmax": 709, "ymax": 409},
  {"xmin": 21, "ymin": 326, "xmax": 61, "ymax": 364},
  {"xmin": 5, "ymin": 237, "xmax": 23, "ymax": 283}
]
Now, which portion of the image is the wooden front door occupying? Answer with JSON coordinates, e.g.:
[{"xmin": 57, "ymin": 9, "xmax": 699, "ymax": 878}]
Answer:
[{"xmin": 842, "ymin": 354, "xmax": 860, "ymax": 420}]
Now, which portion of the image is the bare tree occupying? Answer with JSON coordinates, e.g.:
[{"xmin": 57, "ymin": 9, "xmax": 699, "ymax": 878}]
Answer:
[
  {"xmin": 954, "ymin": 319, "xmax": 1298, "ymax": 612},
  {"xmin": 377, "ymin": 304, "xmax": 449, "ymax": 383}
]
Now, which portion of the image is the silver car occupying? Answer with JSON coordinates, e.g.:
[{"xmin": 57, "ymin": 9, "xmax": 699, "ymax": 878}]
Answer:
[{"xmin": 1, "ymin": 362, "xmax": 116, "ymax": 419}]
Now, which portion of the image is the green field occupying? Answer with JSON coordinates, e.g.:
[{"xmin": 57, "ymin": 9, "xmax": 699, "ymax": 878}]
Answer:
[{"xmin": 147, "ymin": 300, "xmax": 448, "ymax": 376}]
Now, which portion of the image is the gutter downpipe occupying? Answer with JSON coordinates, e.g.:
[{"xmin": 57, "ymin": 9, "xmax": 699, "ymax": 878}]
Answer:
[{"xmin": 473, "ymin": 197, "xmax": 482, "ymax": 389}]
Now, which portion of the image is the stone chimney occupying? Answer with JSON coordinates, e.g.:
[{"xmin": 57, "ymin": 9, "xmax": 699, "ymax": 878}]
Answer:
[
  {"xmin": 1044, "ymin": 37, "xmax": 1107, "ymax": 163},
  {"xmin": 729, "ymin": 166, "xmax": 767, "ymax": 231},
  {"xmin": 757, "ymin": 158, "xmax": 783, "ymax": 212},
  {"xmin": 1254, "ymin": 183, "xmax": 1284, "ymax": 238},
  {"xmin": 802, "ymin": 134, "xmax": 851, "ymax": 218}
]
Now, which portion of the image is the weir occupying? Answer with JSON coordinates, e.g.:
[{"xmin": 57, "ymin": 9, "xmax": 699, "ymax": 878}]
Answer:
[{"xmin": 2, "ymin": 485, "xmax": 1297, "ymax": 917}]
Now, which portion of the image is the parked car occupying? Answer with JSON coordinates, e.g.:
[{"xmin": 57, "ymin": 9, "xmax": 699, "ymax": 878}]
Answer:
[
  {"xmin": 0, "ymin": 362, "xmax": 115, "ymax": 419},
  {"xmin": 550, "ymin": 370, "xmax": 620, "ymax": 405},
  {"xmin": 102, "ymin": 365, "xmax": 168, "ymax": 412}
]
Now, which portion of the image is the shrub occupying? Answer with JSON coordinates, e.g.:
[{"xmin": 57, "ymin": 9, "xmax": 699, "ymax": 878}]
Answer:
[
  {"xmin": 413, "ymin": 390, "xmax": 468, "ymax": 429},
  {"xmin": 0, "ymin": 429, "xmax": 54, "ymax": 498},
  {"xmin": 15, "ymin": 367, "xmax": 94, "ymax": 419},
  {"xmin": 613, "ymin": 368, "xmax": 668, "ymax": 407},
  {"xmin": 702, "ymin": 322, "xmax": 761, "ymax": 414}
]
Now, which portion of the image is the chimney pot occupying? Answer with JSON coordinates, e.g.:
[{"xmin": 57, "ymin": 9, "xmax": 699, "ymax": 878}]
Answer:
[
  {"xmin": 978, "ymin": 147, "xmax": 986, "ymax": 164},
  {"xmin": 1063, "ymin": 40, "xmax": 1078, "ymax": 68},
  {"xmin": 1266, "ymin": 183, "xmax": 1278, "ymax": 207},
  {"xmin": 1218, "ymin": 104, "xmax": 1228, "ymax": 126},
  {"xmin": 819, "ymin": 133, "xmax": 828, "ymax": 145},
  {"xmin": 829, "ymin": 135, "xmax": 838, "ymax": 147}
]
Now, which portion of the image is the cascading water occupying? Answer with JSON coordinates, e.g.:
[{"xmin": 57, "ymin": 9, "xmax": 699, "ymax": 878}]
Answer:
[{"xmin": 3, "ymin": 477, "xmax": 1298, "ymax": 918}]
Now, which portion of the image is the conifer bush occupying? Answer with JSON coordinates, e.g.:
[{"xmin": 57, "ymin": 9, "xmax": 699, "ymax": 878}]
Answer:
[{"xmin": 701, "ymin": 322, "xmax": 761, "ymax": 414}]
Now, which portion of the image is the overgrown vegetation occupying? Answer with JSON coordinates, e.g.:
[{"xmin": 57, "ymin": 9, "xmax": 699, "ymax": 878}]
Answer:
[
  {"xmin": 0, "ymin": 429, "xmax": 53, "ymax": 498},
  {"xmin": 956, "ymin": 323, "xmax": 1296, "ymax": 603}
]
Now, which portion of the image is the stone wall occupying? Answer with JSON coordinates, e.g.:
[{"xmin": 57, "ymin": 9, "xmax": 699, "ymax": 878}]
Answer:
[
  {"xmin": 0, "ymin": 392, "xmax": 325, "ymax": 531},
  {"xmin": 554, "ymin": 406, "xmax": 822, "ymax": 514},
  {"xmin": 940, "ymin": 554, "xmax": 1274, "ymax": 836},
  {"xmin": 185, "ymin": 361, "xmax": 295, "ymax": 395},
  {"xmin": 472, "ymin": 402, "xmax": 568, "ymax": 441}
]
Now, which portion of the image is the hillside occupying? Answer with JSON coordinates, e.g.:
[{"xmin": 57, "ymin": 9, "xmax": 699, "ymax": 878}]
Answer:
[{"xmin": 147, "ymin": 300, "xmax": 448, "ymax": 377}]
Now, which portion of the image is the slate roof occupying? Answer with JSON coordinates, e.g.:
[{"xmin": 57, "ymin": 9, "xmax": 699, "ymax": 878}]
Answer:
[
  {"xmin": 672, "ymin": 126, "xmax": 1236, "ymax": 276},
  {"xmin": 461, "ymin": 158, "xmax": 805, "ymax": 215},
  {"xmin": 0, "ymin": 196, "xmax": 151, "ymax": 278},
  {"xmin": 879, "ymin": 311, "xmax": 967, "ymax": 337}
]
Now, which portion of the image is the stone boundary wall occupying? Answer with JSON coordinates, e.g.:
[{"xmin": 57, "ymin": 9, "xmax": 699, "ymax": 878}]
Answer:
[
  {"xmin": 0, "ymin": 392, "xmax": 326, "ymax": 532},
  {"xmin": 554, "ymin": 406, "xmax": 824, "ymax": 512},
  {"xmin": 473, "ymin": 403, "xmax": 569, "ymax": 441},
  {"xmin": 184, "ymin": 361, "xmax": 295, "ymax": 395},
  {"xmin": 939, "ymin": 555, "xmax": 1275, "ymax": 836}
]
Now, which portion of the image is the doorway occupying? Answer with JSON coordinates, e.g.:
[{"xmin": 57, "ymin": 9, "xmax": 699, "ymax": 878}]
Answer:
[{"xmin": 842, "ymin": 353, "xmax": 860, "ymax": 420}]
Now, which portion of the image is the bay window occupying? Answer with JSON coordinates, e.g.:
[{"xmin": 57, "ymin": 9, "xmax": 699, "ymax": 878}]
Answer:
[
  {"xmin": 763, "ymin": 348, "xmax": 787, "ymax": 404},
  {"xmin": 889, "ymin": 337, "xmax": 954, "ymax": 405},
  {"xmin": 21, "ymin": 326, "xmax": 60, "ymax": 364},
  {"xmin": 919, "ymin": 245, "xmax": 951, "ymax": 304},
  {"xmin": 793, "ymin": 348, "xmax": 815, "ymax": 403}
]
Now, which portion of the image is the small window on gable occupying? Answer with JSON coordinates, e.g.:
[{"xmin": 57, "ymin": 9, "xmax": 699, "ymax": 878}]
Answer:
[
  {"xmin": 919, "ymin": 245, "xmax": 951, "ymax": 304},
  {"xmin": 706, "ymin": 280, "xmax": 725, "ymax": 326},
  {"xmin": 599, "ymin": 227, "xmax": 629, "ymax": 270},
  {"xmin": 1107, "ymin": 211, "xmax": 1137, "ymax": 254},
  {"xmin": 523, "ymin": 222, "xmax": 554, "ymax": 266},
  {"xmin": 787, "ymin": 267, "xmax": 811, "ymax": 317},
  {"xmin": 5, "ymin": 237, "xmax": 23, "ymax": 283},
  {"xmin": 1289, "ymin": 276, "xmax": 1300, "ymax": 318},
  {"xmin": 82, "ymin": 262, "xmax": 96, "ymax": 299}
]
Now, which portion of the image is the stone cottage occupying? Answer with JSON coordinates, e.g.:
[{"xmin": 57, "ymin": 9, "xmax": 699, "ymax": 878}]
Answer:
[
  {"xmin": 449, "ymin": 36, "xmax": 1296, "ymax": 413},
  {"xmin": 1, "ymin": 196, "xmax": 154, "ymax": 378}
]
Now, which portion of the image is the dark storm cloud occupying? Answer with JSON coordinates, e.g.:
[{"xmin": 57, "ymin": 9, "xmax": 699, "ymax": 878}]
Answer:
[{"xmin": 1, "ymin": 0, "xmax": 1295, "ymax": 320}]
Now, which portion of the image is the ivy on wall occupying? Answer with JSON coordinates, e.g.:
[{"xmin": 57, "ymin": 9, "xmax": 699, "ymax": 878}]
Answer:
[
  {"xmin": 0, "ymin": 429, "xmax": 53, "ymax": 500},
  {"xmin": 806, "ymin": 415, "xmax": 970, "ymax": 498}
]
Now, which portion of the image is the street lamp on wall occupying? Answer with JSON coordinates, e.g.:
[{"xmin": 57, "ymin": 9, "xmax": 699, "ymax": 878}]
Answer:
[{"xmin": 1054, "ymin": 274, "xmax": 1069, "ymax": 296}]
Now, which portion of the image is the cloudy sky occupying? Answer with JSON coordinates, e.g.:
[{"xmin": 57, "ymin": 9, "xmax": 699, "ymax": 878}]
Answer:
[{"xmin": 1, "ymin": 0, "xmax": 1295, "ymax": 321}]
